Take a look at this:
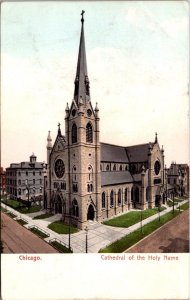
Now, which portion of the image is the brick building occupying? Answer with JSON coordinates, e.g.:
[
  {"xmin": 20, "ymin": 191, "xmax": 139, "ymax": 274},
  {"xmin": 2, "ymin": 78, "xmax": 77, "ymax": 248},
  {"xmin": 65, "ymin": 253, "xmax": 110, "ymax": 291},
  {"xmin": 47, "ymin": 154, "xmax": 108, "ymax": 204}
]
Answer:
[
  {"xmin": 6, "ymin": 154, "xmax": 44, "ymax": 203},
  {"xmin": 167, "ymin": 163, "xmax": 189, "ymax": 197},
  {"xmin": 0, "ymin": 167, "xmax": 6, "ymax": 195}
]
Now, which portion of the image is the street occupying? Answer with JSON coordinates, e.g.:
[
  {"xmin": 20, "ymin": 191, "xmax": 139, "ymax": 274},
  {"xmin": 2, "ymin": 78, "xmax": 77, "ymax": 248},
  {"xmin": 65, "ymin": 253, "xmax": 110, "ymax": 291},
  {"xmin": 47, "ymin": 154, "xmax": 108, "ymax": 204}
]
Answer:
[
  {"xmin": 126, "ymin": 209, "xmax": 189, "ymax": 253},
  {"xmin": 1, "ymin": 212, "xmax": 58, "ymax": 253}
]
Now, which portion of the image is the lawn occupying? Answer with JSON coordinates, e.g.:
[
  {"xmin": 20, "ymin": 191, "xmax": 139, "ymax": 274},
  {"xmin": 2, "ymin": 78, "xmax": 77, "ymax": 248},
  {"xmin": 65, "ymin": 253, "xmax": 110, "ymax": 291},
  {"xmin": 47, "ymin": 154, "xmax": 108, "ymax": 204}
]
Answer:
[
  {"xmin": 99, "ymin": 210, "xmax": 181, "ymax": 253},
  {"xmin": 180, "ymin": 202, "xmax": 189, "ymax": 210},
  {"xmin": 102, "ymin": 207, "xmax": 166, "ymax": 228},
  {"xmin": 33, "ymin": 213, "xmax": 53, "ymax": 220},
  {"xmin": 50, "ymin": 240, "xmax": 73, "ymax": 253},
  {"xmin": 30, "ymin": 227, "xmax": 49, "ymax": 239},
  {"xmin": 2, "ymin": 199, "xmax": 21, "ymax": 209},
  {"xmin": 48, "ymin": 221, "xmax": 79, "ymax": 234},
  {"xmin": 17, "ymin": 206, "xmax": 41, "ymax": 214},
  {"xmin": 1, "ymin": 199, "xmax": 41, "ymax": 214}
]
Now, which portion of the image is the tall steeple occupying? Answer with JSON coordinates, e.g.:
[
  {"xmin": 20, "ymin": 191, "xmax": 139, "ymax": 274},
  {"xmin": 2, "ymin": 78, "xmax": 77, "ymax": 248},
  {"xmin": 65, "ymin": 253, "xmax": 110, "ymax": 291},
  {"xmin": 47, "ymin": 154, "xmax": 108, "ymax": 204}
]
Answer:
[{"xmin": 74, "ymin": 10, "xmax": 90, "ymax": 105}]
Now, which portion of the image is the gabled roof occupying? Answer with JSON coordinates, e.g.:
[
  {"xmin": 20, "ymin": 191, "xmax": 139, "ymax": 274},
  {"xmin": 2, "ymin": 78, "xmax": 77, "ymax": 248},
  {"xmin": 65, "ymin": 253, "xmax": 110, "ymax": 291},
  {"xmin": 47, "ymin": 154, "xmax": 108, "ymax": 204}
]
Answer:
[
  {"xmin": 126, "ymin": 143, "xmax": 153, "ymax": 163},
  {"xmin": 101, "ymin": 171, "xmax": 133, "ymax": 186},
  {"xmin": 101, "ymin": 142, "xmax": 153, "ymax": 164},
  {"xmin": 101, "ymin": 143, "xmax": 129, "ymax": 163}
]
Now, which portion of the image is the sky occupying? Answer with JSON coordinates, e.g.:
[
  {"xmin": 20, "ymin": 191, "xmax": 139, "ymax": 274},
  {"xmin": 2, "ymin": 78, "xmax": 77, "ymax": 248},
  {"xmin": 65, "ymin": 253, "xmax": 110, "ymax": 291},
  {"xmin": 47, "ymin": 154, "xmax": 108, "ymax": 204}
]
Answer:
[{"xmin": 1, "ymin": 1, "xmax": 189, "ymax": 169}]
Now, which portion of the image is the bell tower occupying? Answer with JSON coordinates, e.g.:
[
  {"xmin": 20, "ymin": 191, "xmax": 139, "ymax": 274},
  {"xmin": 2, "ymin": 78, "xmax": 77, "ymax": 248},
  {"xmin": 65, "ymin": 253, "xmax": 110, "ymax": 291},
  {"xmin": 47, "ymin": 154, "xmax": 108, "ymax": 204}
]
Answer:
[{"xmin": 65, "ymin": 11, "xmax": 101, "ymax": 229}]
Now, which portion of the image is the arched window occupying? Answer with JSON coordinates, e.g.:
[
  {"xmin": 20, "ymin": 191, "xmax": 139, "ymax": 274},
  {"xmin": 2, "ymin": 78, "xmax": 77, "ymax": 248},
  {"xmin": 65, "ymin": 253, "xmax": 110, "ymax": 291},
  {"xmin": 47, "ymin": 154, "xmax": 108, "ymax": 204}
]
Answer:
[
  {"xmin": 113, "ymin": 164, "xmax": 116, "ymax": 171},
  {"xmin": 135, "ymin": 187, "xmax": 139, "ymax": 202},
  {"xmin": 119, "ymin": 165, "xmax": 122, "ymax": 171},
  {"xmin": 110, "ymin": 190, "xmax": 114, "ymax": 207},
  {"xmin": 118, "ymin": 189, "xmax": 122, "ymax": 205},
  {"xmin": 86, "ymin": 123, "xmax": 93, "ymax": 143},
  {"xmin": 124, "ymin": 188, "xmax": 128, "ymax": 203},
  {"xmin": 125, "ymin": 165, "xmax": 128, "ymax": 171},
  {"xmin": 72, "ymin": 123, "xmax": 77, "ymax": 144},
  {"xmin": 106, "ymin": 164, "xmax": 110, "ymax": 171},
  {"xmin": 102, "ymin": 192, "xmax": 106, "ymax": 209},
  {"xmin": 88, "ymin": 165, "xmax": 93, "ymax": 181},
  {"xmin": 72, "ymin": 199, "xmax": 79, "ymax": 217}
]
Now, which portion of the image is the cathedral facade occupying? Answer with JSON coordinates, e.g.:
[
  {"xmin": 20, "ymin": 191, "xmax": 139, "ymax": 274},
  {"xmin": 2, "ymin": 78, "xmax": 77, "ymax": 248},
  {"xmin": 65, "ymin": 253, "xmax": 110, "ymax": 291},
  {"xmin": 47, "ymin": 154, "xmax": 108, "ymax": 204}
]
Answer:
[{"xmin": 45, "ymin": 13, "xmax": 166, "ymax": 229}]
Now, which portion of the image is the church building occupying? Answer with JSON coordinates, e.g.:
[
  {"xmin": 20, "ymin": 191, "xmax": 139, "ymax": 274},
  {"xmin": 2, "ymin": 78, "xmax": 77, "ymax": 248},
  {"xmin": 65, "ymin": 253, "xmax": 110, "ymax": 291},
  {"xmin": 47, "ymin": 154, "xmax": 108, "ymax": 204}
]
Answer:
[{"xmin": 45, "ymin": 12, "xmax": 166, "ymax": 229}]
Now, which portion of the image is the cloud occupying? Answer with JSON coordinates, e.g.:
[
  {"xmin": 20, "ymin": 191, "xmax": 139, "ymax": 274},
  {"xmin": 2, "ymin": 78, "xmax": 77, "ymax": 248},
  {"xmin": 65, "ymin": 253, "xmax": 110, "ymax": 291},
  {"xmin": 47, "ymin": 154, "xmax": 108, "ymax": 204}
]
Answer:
[{"xmin": 125, "ymin": 6, "xmax": 189, "ymax": 39}]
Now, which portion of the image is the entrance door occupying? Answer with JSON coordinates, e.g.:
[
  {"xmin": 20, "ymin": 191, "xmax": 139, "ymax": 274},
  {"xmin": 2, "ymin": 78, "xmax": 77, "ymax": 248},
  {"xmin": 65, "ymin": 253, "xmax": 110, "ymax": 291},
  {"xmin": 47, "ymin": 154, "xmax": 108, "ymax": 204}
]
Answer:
[{"xmin": 87, "ymin": 204, "xmax": 94, "ymax": 220}]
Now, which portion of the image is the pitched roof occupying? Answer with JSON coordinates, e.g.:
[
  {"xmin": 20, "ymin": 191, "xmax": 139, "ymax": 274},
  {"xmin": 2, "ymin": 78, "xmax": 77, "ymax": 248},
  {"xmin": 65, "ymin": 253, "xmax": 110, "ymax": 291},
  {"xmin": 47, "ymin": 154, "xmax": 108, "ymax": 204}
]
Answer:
[
  {"xmin": 101, "ymin": 143, "xmax": 129, "ymax": 163},
  {"xmin": 125, "ymin": 143, "xmax": 153, "ymax": 163},
  {"xmin": 101, "ymin": 142, "xmax": 153, "ymax": 163},
  {"xmin": 101, "ymin": 171, "xmax": 133, "ymax": 186}
]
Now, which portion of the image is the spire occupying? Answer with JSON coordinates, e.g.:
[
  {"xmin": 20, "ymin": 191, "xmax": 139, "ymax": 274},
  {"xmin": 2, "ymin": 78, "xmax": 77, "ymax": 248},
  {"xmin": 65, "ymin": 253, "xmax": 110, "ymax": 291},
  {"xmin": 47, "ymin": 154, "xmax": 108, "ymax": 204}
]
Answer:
[
  {"xmin": 155, "ymin": 132, "xmax": 158, "ymax": 143},
  {"xmin": 74, "ymin": 10, "xmax": 90, "ymax": 105},
  {"xmin": 47, "ymin": 131, "xmax": 52, "ymax": 149}
]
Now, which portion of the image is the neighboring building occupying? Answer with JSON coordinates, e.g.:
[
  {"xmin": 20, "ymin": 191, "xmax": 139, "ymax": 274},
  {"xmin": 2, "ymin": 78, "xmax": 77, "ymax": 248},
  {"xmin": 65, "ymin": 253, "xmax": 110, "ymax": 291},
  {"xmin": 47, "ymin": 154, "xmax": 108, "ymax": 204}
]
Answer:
[
  {"xmin": 6, "ymin": 154, "xmax": 44, "ymax": 203},
  {"xmin": 0, "ymin": 167, "xmax": 6, "ymax": 195},
  {"xmin": 45, "ymin": 13, "xmax": 166, "ymax": 229},
  {"xmin": 167, "ymin": 162, "xmax": 189, "ymax": 197}
]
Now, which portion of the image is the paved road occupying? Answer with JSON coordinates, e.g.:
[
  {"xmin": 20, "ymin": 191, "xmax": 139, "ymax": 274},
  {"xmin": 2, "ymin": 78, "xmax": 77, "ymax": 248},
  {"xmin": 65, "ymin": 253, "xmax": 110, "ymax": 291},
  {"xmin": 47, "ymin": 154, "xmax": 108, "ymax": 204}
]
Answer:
[
  {"xmin": 1, "ymin": 212, "xmax": 58, "ymax": 253},
  {"xmin": 126, "ymin": 209, "xmax": 189, "ymax": 253}
]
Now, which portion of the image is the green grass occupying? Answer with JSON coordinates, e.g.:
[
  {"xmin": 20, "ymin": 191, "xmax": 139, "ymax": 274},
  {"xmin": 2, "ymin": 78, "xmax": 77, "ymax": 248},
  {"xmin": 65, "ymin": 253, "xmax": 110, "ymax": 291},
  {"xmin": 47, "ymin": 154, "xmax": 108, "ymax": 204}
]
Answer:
[
  {"xmin": 180, "ymin": 202, "xmax": 189, "ymax": 210},
  {"xmin": 102, "ymin": 207, "xmax": 166, "ymax": 228},
  {"xmin": 48, "ymin": 221, "xmax": 79, "ymax": 234},
  {"xmin": 50, "ymin": 241, "xmax": 73, "ymax": 253},
  {"xmin": 167, "ymin": 200, "xmax": 178, "ymax": 207},
  {"xmin": 6, "ymin": 212, "xmax": 17, "ymax": 218},
  {"xmin": 16, "ymin": 219, "xmax": 28, "ymax": 226},
  {"xmin": 30, "ymin": 227, "xmax": 49, "ymax": 239},
  {"xmin": 17, "ymin": 206, "xmax": 41, "ymax": 214},
  {"xmin": 99, "ymin": 210, "xmax": 181, "ymax": 253},
  {"xmin": 33, "ymin": 213, "xmax": 53, "ymax": 220},
  {"xmin": 2, "ymin": 199, "xmax": 21, "ymax": 209}
]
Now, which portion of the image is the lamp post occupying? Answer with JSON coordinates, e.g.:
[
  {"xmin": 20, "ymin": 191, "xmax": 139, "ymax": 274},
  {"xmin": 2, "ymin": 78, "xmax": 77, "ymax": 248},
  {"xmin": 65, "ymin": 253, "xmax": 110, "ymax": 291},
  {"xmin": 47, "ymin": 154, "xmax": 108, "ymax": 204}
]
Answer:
[
  {"xmin": 172, "ymin": 191, "xmax": 175, "ymax": 214},
  {"xmin": 68, "ymin": 207, "xmax": 71, "ymax": 250},
  {"xmin": 140, "ymin": 208, "xmax": 143, "ymax": 233},
  {"xmin": 85, "ymin": 226, "xmax": 88, "ymax": 253},
  {"xmin": 25, "ymin": 179, "xmax": 30, "ymax": 209},
  {"xmin": 158, "ymin": 202, "xmax": 161, "ymax": 222}
]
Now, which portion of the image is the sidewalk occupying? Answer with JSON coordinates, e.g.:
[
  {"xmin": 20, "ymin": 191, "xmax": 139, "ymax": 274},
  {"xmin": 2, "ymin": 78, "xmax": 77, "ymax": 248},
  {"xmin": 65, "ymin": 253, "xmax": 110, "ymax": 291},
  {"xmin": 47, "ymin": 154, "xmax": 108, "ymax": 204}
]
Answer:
[{"xmin": 1, "ymin": 200, "xmax": 188, "ymax": 253}]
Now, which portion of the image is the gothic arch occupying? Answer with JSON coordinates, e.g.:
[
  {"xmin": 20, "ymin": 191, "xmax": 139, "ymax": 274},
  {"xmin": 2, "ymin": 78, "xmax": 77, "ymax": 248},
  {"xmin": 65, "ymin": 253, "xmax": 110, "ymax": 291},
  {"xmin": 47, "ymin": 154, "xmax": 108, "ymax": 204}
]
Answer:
[
  {"xmin": 71, "ymin": 123, "xmax": 77, "ymax": 144},
  {"xmin": 102, "ymin": 192, "xmax": 106, "ymax": 209},
  {"xmin": 86, "ymin": 122, "xmax": 93, "ymax": 143},
  {"xmin": 87, "ymin": 202, "xmax": 96, "ymax": 221}
]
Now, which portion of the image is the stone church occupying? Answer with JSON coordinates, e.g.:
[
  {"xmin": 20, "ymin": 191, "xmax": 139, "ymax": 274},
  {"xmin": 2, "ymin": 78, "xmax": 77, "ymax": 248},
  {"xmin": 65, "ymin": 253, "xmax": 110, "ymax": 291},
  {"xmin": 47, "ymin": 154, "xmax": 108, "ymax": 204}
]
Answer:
[{"xmin": 45, "ymin": 12, "xmax": 165, "ymax": 229}]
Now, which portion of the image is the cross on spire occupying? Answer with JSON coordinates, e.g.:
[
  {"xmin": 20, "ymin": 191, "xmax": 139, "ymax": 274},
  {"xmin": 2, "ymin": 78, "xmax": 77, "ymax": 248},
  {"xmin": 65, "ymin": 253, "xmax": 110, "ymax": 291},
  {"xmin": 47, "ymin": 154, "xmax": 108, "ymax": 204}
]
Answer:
[
  {"xmin": 81, "ymin": 10, "xmax": 85, "ymax": 23},
  {"xmin": 58, "ymin": 122, "xmax": 61, "ymax": 135}
]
